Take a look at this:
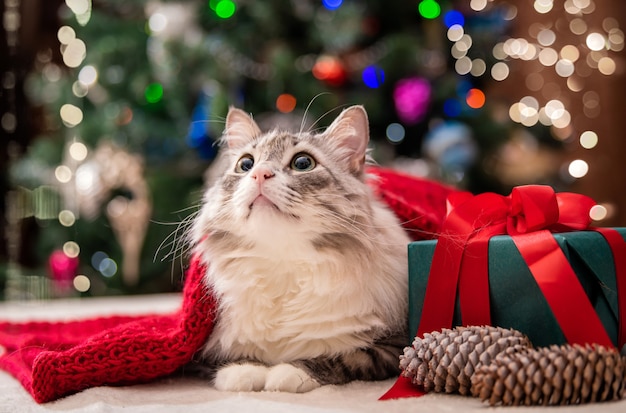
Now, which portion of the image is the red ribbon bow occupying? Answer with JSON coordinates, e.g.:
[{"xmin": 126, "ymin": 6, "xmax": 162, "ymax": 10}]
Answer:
[{"xmin": 381, "ymin": 185, "xmax": 626, "ymax": 400}]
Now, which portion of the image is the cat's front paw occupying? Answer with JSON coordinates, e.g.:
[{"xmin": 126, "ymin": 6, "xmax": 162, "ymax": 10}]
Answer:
[
  {"xmin": 264, "ymin": 363, "xmax": 320, "ymax": 393},
  {"xmin": 214, "ymin": 363, "xmax": 269, "ymax": 392}
]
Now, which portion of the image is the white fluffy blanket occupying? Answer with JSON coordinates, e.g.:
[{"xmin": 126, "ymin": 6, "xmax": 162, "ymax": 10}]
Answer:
[{"xmin": 1, "ymin": 294, "xmax": 624, "ymax": 413}]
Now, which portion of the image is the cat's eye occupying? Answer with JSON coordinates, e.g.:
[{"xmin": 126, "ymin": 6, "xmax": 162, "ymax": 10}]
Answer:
[
  {"xmin": 291, "ymin": 153, "xmax": 316, "ymax": 172},
  {"xmin": 236, "ymin": 155, "xmax": 254, "ymax": 173}
]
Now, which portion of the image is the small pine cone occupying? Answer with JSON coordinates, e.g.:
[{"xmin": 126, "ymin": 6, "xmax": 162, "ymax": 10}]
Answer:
[
  {"xmin": 471, "ymin": 343, "xmax": 626, "ymax": 406},
  {"xmin": 400, "ymin": 325, "xmax": 531, "ymax": 395}
]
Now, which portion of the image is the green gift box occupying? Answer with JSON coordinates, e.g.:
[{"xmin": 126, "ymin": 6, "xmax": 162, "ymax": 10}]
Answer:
[{"xmin": 408, "ymin": 228, "xmax": 626, "ymax": 347}]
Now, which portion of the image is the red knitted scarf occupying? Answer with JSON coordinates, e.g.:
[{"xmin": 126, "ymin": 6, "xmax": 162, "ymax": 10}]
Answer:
[{"xmin": 0, "ymin": 167, "xmax": 455, "ymax": 403}]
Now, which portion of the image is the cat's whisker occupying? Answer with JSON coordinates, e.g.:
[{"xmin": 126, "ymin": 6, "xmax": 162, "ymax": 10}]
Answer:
[
  {"xmin": 306, "ymin": 104, "xmax": 349, "ymax": 135},
  {"xmin": 153, "ymin": 208, "xmax": 201, "ymax": 266},
  {"xmin": 299, "ymin": 92, "xmax": 332, "ymax": 136}
]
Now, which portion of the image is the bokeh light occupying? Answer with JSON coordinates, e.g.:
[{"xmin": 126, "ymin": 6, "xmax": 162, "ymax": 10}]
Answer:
[
  {"xmin": 454, "ymin": 57, "xmax": 472, "ymax": 75},
  {"xmin": 597, "ymin": 57, "xmax": 616, "ymax": 75},
  {"xmin": 60, "ymin": 104, "xmax": 83, "ymax": 127},
  {"xmin": 538, "ymin": 48, "xmax": 558, "ymax": 66},
  {"xmin": 362, "ymin": 65, "xmax": 385, "ymax": 88},
  {"xmin": 589, "ymin": 204, "xmax": 608, "ymax": 221},
  {"xmin": 65, "ymin": 0, "xmax": 92, "ymax": 25},
  {"xmin": 322, "ymin": 0, "xmax": 343, "ymax": 10},
  {"xmin": 62, "ymin": 38, "xmax": 87, "ymax": 68},
  {"xmin": 534, "ymin": 0, "xmax": 553, "ymax": 14},
  {"xmin": 99, "ymin": 257, "xmax": 118, "ymax": 277},
  {"xmin": 59, "ymin": 210, "xmax": 76, "ymax": 227},
  {"xmin": 214, "ymin": 0, "xmax": 236, "ymax": 19},
  {"xmin": 586, "ymin": 32, "xmax": 606, "ymax": 51},
  {"xmin": 63, "ymin": 241, "xmax": 80, "ymax": 258},
  {"xmin": 418, "ymin": 0, "xmax": 441, "ymax": 19},
  {"xmin": 555, "ymin": 59, "xmax": 575, "ymax": 77},
  {"xmin": 276, "ymin": 93, "xmax": 297, "ymax": 113},
  {"xmin": 469, "ymin": 0, "xmax": 487, "ymax": 12},
  {"xmin": 145, "ymin": 82, "xmax": 164, "ymax": 103},
  {"xmin": 386, "ymin": 123, "xmax": 406, "ymax": 144},
  {"xmin": 312, "ymin": 55, "xmax": 346, "ymax": 86},
  {"xmin": 491, "ymin": 62, "xmax": 509, "ymax": 81},
  {"xmin": 78, "ymin": 65, "xmax": 98, "ymax": 87},
  {"xmin": 148, "ymin": 13, "xmax": 167, "ymax": 33},
  {"xmin": 579, "ymin": 131, "xmax": 598, "ymax": 149},
  {"xmin": 470, "ymin": 59, "xmax": 486, "ymax": 76},
  {"xmin": 560, "ymin": 45, "xmax": 580, "ymax": 62},
  {"xmin": 393, "ymin": 77, "xmax": 431, "ymax": 124},
  {"xmin": 443, "ymin": 10, "xmax": 464, "ymax": 28},
  {"xmin": 537, "ymin": 29, "xmax": 556, "ymax": 46},
  {"xmin": 55, "ymin": 165, "xmax": 72, "ymax": 183},
  {"xmin": 73, "ymin": 275, "xmax": 91, "ymax": 292},
  {"xmin": 447, "ymin": 25, "xmax": 464, "ymax": 42},
  {"xmin": 466, "ymin": 88, "xmax": 485, "ymax": 109},
  {"xmin": 91, "ymin": 251, "xmax": 109, "ymax": 270},
  {"xmin": 65, "ymin": 0, "xmax": 91, "ymax": 16},
  {"xmin": 570, "ymin": 18, "xmax": 587, "ymax": 35},
  {"xmin": 69, "ymin": 141, "xmax": 88, "ymax": 161},
  {"xmin": 57, "ymin": 26, "xmax": 76, "ymax": 44},
  {"xmin": 568, "ymin": 159, "xmax": 589, "ymax": 178}
]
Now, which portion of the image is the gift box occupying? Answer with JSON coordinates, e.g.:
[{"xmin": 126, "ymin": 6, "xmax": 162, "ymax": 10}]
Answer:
[
  {"xmin": 408, "ymin": 228, "xmax": 626, "ymax": 347},
  {"xmin": 382, "ymin": 185, "xmax": 626, "ymax": 401}
]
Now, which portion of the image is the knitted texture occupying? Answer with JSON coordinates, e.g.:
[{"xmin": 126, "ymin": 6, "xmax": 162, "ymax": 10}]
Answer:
[
  {"xmin": 0, "ymin": 166, "xmax": 455, "ymax": 403},
  {"xmin": 366, "ymin": 167, "xmax": 453, "ymax": 241},
  {"xmin": 0, "ymin": 256, "xmax": 216, "ymax": 403}
]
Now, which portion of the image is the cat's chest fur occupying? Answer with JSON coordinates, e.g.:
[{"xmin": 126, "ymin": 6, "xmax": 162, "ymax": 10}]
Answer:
[{"xmin": 201, "ymin": 242, "xmax": 388, "ymax": 364}]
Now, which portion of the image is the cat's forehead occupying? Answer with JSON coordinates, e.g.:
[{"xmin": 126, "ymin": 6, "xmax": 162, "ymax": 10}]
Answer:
[{"xmin": 251, "ymin": 130, "xmax": 315, "ymax": 158}]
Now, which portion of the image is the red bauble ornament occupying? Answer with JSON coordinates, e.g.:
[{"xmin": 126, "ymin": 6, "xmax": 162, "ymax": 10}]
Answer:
[{"xmin": 312, "ymin": 55, "xmax": 347, "ymax": 87}]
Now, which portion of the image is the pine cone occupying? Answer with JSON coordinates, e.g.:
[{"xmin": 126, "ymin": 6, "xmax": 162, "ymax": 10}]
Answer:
[
  {"xmin": 471, "ymin": 343, "xmax": 626, "ymax": 406},
  {"xmin": 400, "ymin": 326, "xmax": 532, "ymax": 395}
]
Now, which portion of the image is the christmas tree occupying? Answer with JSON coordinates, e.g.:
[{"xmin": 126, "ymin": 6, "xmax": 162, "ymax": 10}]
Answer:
[{"xmin": 3, "ymin": 0, "xmax": 624, "ymax": 298}]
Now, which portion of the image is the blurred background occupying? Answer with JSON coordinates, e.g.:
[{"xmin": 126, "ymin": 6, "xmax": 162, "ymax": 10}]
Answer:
[{"xmin": 1, "ymin": 0, "xmax": 624, "ymax": 300}]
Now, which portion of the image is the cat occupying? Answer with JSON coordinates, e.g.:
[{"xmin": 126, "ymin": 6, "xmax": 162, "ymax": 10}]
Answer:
[{"xmin": 189, "ymin": 105, "xmax": 410, "ymax": 392}]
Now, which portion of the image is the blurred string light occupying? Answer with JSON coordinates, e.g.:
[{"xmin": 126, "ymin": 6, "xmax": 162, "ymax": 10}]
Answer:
[
  {"xmin": 50, "ymin": 0, "xmax": 99, "ymax": 293},
  {"xmin": 471, "ymin": 0, "xmax": 624, "ymax": 201}
]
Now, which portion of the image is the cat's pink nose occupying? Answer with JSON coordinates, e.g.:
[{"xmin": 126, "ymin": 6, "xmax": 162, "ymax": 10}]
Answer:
[{"xmin": 251, "ymin": 166, "xmax": 275, "ymax": 183}]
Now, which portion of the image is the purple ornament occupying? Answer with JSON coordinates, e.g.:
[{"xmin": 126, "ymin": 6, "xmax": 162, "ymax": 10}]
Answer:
[{"xmin": 393, "ymin": 77, "xmax": 432, "ymax": 124}]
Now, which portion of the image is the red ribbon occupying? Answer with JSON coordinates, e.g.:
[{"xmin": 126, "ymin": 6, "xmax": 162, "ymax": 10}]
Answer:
[{"xmin": 380, "ymin": 185, "xmax": 626, "ymax": 400}]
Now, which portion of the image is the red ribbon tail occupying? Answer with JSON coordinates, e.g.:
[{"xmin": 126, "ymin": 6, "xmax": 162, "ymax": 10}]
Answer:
[
  {"xmin": 594, "ymin": 228, "xmax": 626, "ymax": 348},
  {"xmin": 512, "ymin": 231, "xmax": 613, "ymax": 347},
  {"xmin": 379, "ymin": 375, "xmax": 426, "ymax": 400}
]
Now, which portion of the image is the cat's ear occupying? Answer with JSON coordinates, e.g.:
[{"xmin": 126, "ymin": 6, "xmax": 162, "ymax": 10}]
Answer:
[
  {"xmin": 223, "ymin": 107, "xmax": 262, "ymax": 149},
  {"xmin": 322, "ymin": 105, "xmax": 369, "ymax": 173}
]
